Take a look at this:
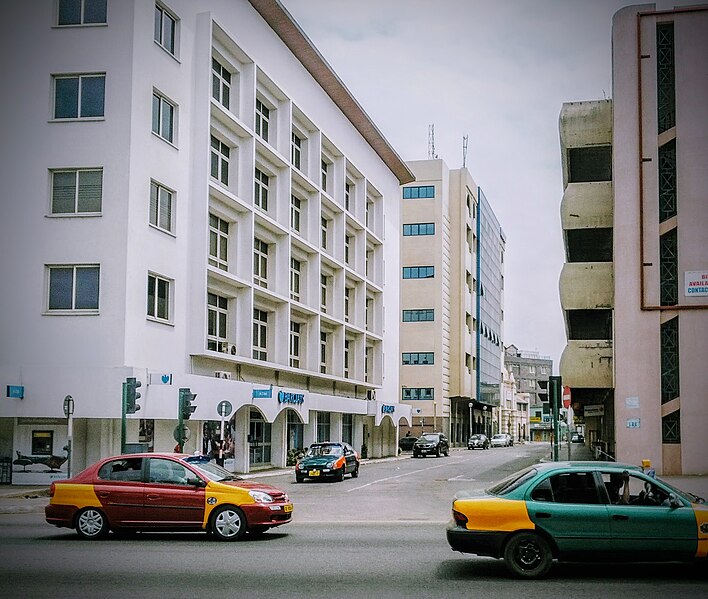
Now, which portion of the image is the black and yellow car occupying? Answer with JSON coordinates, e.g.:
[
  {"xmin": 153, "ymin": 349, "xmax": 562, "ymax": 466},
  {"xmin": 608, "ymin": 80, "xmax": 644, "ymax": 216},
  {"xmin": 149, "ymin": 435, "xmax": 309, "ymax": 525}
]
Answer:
[{"xmin": 446, "ymin": 461, "xmax": 708, "ymax": 578}]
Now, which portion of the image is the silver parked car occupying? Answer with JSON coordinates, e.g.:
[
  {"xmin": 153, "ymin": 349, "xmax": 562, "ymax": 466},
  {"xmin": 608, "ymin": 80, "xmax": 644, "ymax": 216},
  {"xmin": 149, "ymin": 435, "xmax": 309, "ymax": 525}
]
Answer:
[{"xmin": 490, "ymin": 434, "xmax": 509, "ymax": 448}]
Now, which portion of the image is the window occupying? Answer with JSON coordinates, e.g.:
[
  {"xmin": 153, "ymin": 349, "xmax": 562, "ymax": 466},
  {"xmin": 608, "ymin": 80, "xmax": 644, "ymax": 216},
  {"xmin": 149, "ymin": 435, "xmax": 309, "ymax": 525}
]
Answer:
[
  {"xmin": 57, "ymin": 0, "xmax": 106, "ymax": 25},
  {"xmin": 291, "ymin": 132, "xmax": 302, "ymax": 170},
  {"xmin": 344, "ymin": 287, "xmax": 351, "ymax": 322},
  {"xmin": 48, "ymin": 265, "xmax": 99, "ymax": 311},
  {"xmin": 366, "ymin": 298, "xmax": 372, "ymax": 330},
  {"xmin": 320, "ymin": 331, "xmax": 328, "ymax": 373},
  {"xmin": 658, "ymin": 140, "xmax": 676, "ymax": 222},
  {"xmin": 660, "ymin": 228, "xmax": 678, "ymax": 306},
  {"xmin": 661, "ymin": 317, "xmax": 679, "ymax": 404},
  {"xmin": 662, "ymin": 409, "xmax": 681, "ymax": 444},
  {"xmin": 210, "ymin": 136, "xmax": 230, "ymax": 185},
  {"xmin": 402, "ymin": 185, "xmax": 435, "ymax": 199},
  {"xmin": 345, "ymin": 180, "xmax": 352, "ymax": 211},
  {"xmin": 31, "ymin": 431, "xmax": 53, "ymax": 456},
  {"xmin": 402, "ymin": 352, "xmax": 434, "ymax": 365},
  {"xmin": 566, "ymin": 309, "xmax": 612, "ymax": 340},
  {"xmin": 344, "ymin": 340, "xmax": 350, "ymax": 378},
  {"xmin": 403, "ymin": 223, "xmax": 435, "ymax": 236},
  {"xmin": 657, "ymin": 22, "xmax": 675, "ymax": 134},
  {"xmin": 542, "ymin": 472, "xmax": 600, "ymax": 504},
  {"xmin": 316, "ymin": 411, "xmax": 330, "ymax": 443},
  {"xmin": 98, "ymin": 457, "xmax": 143, "ymax": 481},
  {"xmin": 51, "ymin": 168, "xmax": 102, "ymax": 214},
  {"xmin": 321, "ymin": 217, "xmax": 328, "ymax": 250},
  {"xmin": 252, "ymin": 308, "xmax": 268, "ymax": 360},
  {"xmin": 152, "ymin": 92, "xmax": 174, "ymax": 143},
  {"xmin": 320, "ymin": 274, "xmax": 328, "ymax": 313},
  {"xmin": 567, "ymin": 146, "xmax": 612, "ymax": 183},
  {"xmin": 207, "ymin": 293, "xmax": 228, "ymax": 351},
  {"xmin": 148, "ymin": 458, "xmax": 191, "ymax": 485},
  {"xmin": 290, "ymin": 195, "xmax": 301, "ymax": 232},
  {"xmin": 321, "ymin": 159, "xmax": 329, "ymax": 193},
  {"xmin": 345, "ymin": 235, "xmax": 352, "ymax": 264},
  {"xmin": 253, "ymin": 238, "xmax": 268, "ymax": 288},
  {"xmin": 366, "ymin": 199, "xmax": 373, "ymax": 228},
  {"xmin": 212, "ymin": 58, "xmax": 231, "ymax": 110},
  {"xmin": 290, "ymin": 258, "xmax": 301, "ymax": 301},
  {"xmin": 147, "ymin": 273, "xmax": 170, "ymax": 321},
  {"xmin": 402, "ymin": 266, "xmax": 434, "ymax": 279},
  {"xmin": 342, "ymin": 413, "xmax": 353, "ymax": 445},
  {"xmin": 402, "ymin": 387, "xmax": 434, "ymax": 400},
  {"xmin": 209, "ymin": 214, "xmax": 229, "ymax": 271},
  {"xmin": 255, "ymin": 98, "xmax": 269, "ymax": 142},
  {"xmin": 150, "ymin": 181, "xmax": 173, "ymax": 233},
  {"xmin": 566, "ymin": 228, "xmax": 613, "ymax": 262},
  {"xmin": 365, "ymin": 346, "xmax": 371, "ymax": 382},
  {"xmin": 402, "ymin": 309, "xmax": 434, "ymax": 322},
  {"xmin": 154, "ymin": 3, "xmax": 176, "ymax": 56},
  {"xmin": 254, "ymin": 168, "xmax": 269, "ymax": 211},
  {"xmin": 289, "ymin": 322, "xmax": 301, "ymax": 368},
  {"xmin": 53, "ymin": 74, "xmax": 105, "ymax": 119}
]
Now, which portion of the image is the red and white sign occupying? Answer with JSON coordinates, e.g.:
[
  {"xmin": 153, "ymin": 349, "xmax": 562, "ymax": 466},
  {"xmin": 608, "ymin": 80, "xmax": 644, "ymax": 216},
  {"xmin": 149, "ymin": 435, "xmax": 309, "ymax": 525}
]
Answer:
[{"xmin": 562, "ymin": 386, "xmax": 571, "ymax": 409}]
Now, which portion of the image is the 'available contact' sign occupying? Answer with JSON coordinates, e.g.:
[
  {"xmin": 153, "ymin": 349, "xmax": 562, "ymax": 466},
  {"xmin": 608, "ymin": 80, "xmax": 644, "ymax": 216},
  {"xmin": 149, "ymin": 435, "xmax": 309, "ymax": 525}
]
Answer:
[{"xmin": 685, "ymin": 271, "xmax": 708, "ymax": 296}]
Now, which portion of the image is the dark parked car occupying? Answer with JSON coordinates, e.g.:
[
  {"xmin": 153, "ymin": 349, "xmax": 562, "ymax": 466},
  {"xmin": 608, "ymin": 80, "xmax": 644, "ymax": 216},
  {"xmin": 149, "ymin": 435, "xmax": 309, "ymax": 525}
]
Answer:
[
  {"xmin": 295, "ymin": 442, "xmax": 360, "ymax": 482},
  {"xmin": 413, "ymin": 433, "xmax": 449, "ymax": 458},
  {"xmin": 467, "ymin": 434, "xmax": 490, "ymax": 450},
  {"xmin": 399, "ymin": 436, "xmax": 417, "ymax": 452}
]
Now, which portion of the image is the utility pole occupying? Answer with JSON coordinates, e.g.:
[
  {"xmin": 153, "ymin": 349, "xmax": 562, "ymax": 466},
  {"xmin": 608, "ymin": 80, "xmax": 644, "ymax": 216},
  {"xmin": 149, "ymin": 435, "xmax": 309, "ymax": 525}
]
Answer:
[{"xmin": 549, "ymin": 375, "xmax": 562, "ymax": 461}]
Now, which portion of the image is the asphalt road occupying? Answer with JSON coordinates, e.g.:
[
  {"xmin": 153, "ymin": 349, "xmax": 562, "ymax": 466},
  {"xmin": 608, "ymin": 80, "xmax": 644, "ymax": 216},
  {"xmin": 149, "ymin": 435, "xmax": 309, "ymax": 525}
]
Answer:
[{"xmin": 1, "ymin": 444, "xmax": 706, "ymax": 598}]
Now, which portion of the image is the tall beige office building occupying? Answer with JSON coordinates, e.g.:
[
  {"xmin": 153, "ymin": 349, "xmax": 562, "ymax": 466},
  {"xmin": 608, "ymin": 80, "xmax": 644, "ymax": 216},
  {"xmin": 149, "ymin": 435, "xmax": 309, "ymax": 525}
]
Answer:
[
  {"xmin": 400, "ymin": 160, "xmax": 505, "ymax": 445},
  {"xmin": 560, "ymin": 4, "xmax": 708, "ymax": 475}
]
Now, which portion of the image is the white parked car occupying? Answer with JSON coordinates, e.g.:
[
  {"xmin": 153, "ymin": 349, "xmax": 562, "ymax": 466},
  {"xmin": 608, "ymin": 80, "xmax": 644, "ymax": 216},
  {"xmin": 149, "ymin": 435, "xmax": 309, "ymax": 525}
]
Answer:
[{"xmin": 490, "ymin": 434, "xmax": 509, "ymax": 448}]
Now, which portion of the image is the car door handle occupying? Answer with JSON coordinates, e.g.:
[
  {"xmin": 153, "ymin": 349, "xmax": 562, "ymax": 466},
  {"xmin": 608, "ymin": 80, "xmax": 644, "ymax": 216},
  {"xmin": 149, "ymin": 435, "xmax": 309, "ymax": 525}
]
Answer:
[
  {"xmin": 146, "ymin": 494, "xmax": 162, "ymax": 501},
  {"xmin": 535, "ymin": 512, "xmax": 552, "ymax": 519},
  {"xmin": 612, "ymin": 514, "xmax": 629, "ymax": 521}
]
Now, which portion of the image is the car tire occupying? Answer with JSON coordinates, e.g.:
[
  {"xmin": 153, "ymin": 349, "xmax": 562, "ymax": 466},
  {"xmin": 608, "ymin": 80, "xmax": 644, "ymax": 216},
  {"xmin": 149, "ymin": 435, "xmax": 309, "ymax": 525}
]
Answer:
[
  {"xmin": 336, "ymin": 467, "xmax": 345, "ymax": 482},
  {"xmin": 435, "ymin": 448, "xmax": 440, "ymax": 457},
  {"xmin": 503, "ymin": 532, "xmax": 552, "ymax": 579},
  {"xmin": 75, "ymin": 507, "xmax": 109, "ymax": 540},
  {"xmin": 295, "ymin": 473, "xmax": 305, "ymax": 483},
  {"xmin": 444, "ymin": 448, "xmax": 449, "ymax": 457},
  {"xmin": 351, "ymin": 465, "xmax": 359, "ymax": 478},
  {"xmin": 210, "ymin": 505, "xmax": 247, "ymax": 541}
]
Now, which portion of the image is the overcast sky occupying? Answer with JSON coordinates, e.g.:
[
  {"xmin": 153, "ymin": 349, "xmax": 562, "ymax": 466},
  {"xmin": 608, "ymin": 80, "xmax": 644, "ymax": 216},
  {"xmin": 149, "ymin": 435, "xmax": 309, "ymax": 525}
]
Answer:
[{"xmin": 279, "ymin": 0, "xmax": 698, "ymax": 371}]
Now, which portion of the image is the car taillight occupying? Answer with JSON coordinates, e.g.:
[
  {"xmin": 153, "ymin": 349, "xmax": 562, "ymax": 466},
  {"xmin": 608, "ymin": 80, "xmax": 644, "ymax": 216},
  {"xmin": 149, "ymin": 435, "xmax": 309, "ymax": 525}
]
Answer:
[
  {"xmin": 49, "ymin": 482, "xmax": 56, "ymax": 498},
  {"xmin": 452, "ymin": 509, "xmax": 468, "ymax": 526}
]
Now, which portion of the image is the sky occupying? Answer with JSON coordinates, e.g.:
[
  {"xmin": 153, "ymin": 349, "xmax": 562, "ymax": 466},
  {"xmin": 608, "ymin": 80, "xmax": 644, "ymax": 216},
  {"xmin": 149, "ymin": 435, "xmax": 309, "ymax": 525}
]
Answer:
[{"xmin": 278, "ymin": 0, "xmax": 696, "ymax": 371}]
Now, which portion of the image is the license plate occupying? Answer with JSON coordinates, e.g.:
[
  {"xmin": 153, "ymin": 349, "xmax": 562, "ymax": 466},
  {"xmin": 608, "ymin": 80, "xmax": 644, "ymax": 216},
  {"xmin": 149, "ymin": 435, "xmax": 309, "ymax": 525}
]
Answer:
[
  {"xmin": 309, "ymin": 470, "xmax": 320, "ymax": 477},
  {"xmin": 283, "ymin": 504, "xmax": 293, "ymax": 513}
]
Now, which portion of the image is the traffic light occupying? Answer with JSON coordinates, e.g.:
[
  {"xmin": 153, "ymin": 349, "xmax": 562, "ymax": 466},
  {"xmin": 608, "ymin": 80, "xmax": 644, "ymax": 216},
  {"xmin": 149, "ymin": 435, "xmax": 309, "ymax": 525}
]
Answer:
[
  {"xmin": 549, "ymin": 376, "xmax": 562, "ymax": 416},
  {"xmin": 179, "ymin": 388, "xmax": 197, "ymax": 420},
  {"xmin": 126, "ymin": 377, "xmax": 142, "ymax": 414}
]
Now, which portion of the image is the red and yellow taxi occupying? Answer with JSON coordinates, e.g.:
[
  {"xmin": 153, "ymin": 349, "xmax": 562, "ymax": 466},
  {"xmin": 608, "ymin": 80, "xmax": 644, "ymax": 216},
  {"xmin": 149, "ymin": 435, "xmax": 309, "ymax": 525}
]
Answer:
[
  {"xmin": 447, "ymin": 461, "xmax": 708, "ymax": 578},
  {"xmin": 45, "ymin": 453, "xmax": 293, "ymax": 540}
]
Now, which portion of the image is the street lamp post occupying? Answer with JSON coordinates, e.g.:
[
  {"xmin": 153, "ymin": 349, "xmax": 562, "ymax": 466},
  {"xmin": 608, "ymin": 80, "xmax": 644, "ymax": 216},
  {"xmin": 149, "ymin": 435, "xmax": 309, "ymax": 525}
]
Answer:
[
  {"xmin": 468, "ymin": 402, "xmax": 473, "ymax": 440},
  {"xmin": 62, "ymin": 395, "xmax": 74, "ymax": 479}
]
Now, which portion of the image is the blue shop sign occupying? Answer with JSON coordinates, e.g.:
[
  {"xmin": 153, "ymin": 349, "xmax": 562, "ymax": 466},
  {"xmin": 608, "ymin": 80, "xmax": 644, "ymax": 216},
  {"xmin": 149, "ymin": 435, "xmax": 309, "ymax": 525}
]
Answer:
[
  {"xmin": 252, "ymin": 388, "xmax": 272, "ymax": 399},
  {"xmin": 278, "ymin": 390, "xmax": 304, "ymax": 405},
  {"xmin": 7, "ymin": 385, "xmax": 24, "ymax": 399},
  {"xmin": 381, "ymin": 404, "xmax": 395, "ymax": 414}
]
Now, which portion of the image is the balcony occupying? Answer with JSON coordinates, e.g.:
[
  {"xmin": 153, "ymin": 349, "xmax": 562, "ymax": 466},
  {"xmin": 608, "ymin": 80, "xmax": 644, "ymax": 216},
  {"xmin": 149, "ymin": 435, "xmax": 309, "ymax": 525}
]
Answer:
[
  {"xmin": 559, "ymin": 263, "xmax": 613, "ymax": 311},
  {"xmin": 559, "ymin": 340, "xmax": 613, "ymax": 388}
]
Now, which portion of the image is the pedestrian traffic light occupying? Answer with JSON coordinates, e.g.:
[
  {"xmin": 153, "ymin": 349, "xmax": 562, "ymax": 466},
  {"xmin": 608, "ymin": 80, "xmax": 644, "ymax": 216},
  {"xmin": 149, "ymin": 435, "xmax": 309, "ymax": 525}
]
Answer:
[
  {"xmin": 179, "ymin": 388, "xmax": 197, "ymax": 420},
  {"xmin": 126, "ymin": 377, "xmax": 142, "ymax": 414}
]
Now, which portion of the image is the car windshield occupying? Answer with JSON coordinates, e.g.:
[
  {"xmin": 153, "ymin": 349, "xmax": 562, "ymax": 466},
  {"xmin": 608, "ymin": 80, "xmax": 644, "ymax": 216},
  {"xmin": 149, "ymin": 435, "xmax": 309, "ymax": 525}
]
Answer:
[
  {"xmin": 420, "ymin": 434, "xmax": 439, "ymax": 442},
  {"xmin": 656, "ymin": 476, "xmax": 705, "ymax": 504},
  {"xmin": 492, "ymin": 434, "xmax": 505, "ymax": 439},
  {"xmin": 306, "ymin": 445, "xmax": 343, "ymax": 457},
  {"xmin": 487, "ymin": 467, "xmax": 538, "ymax": 496},
  {"xmin": 471, "ymin": 435, "xmax": 483, "ymax": 440},
  {"xmin": 185, "ymin": 458, "xmax": 241, "ymax": 482}
]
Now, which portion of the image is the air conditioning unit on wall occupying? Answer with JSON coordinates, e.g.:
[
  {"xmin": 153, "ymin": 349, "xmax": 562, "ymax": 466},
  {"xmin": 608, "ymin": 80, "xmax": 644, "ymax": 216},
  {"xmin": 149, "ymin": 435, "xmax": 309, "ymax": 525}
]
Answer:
[
  {"xmin": 214, "ymin": 371, "xmax": 232, "ymax": 380},
  {"xmin": 366, "ymin": 389, "xmax": 376, "ymax": 400}
]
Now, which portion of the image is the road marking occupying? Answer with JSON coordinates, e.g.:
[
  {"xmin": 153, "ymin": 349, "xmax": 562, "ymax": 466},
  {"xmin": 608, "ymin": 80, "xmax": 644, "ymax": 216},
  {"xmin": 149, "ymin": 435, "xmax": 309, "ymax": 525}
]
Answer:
[
  {"xmin": 447, "ymin": 475, "xmax": 477, "ymax": 481},
  {"xmin": 346, "ymin": 461, "xmax": 464, "ymax": 492}
]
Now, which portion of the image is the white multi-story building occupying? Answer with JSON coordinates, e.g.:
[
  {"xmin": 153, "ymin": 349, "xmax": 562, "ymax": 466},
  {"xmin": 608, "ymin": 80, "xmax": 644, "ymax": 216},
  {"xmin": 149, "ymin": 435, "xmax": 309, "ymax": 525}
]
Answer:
[{"xmin": 0, "ymin": 0, "xmax": 414, "ymax": 483}]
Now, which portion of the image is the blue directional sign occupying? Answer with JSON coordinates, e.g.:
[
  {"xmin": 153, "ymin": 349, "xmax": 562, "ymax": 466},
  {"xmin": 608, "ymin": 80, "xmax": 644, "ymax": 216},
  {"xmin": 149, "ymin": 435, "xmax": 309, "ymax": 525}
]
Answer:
[
  {"xmin": 6, "ymin": 385, "xmax": 24, "ymax": 399},
  {"xmin": 252, "ymin": 388, "xmax": 272, "ymax": 399}
]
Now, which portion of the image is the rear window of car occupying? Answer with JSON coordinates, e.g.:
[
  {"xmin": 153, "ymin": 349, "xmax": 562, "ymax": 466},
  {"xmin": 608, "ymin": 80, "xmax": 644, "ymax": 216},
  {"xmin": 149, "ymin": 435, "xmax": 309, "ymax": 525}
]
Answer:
[
  {"xmin": 98, "ymin": 457, "xmax": 143, "ymax": 481},
  {"xmin": 487, "ymin": 467, "xmax": 537, "ymax": 496}
]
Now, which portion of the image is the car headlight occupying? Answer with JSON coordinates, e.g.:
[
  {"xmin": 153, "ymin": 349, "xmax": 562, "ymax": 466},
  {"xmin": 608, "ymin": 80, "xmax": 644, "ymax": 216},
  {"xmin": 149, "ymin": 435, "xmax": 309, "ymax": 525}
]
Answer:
[
  {"xmin": 326, "ymin": 461, "xmax": 334, "ymax": 469},
  {"xmin": 249, "ymin": 490, "xmax": 274, "ymax": 503}
]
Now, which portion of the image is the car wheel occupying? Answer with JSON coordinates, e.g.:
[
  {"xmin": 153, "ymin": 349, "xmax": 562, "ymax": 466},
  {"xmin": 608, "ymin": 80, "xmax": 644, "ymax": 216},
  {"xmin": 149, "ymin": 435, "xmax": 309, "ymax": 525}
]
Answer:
[
  {"xmin": 503, "ymin": 532, "xmax": 552, "ymax": 579},
  {"xmin": 435, "ymin": 448, "xmax": 440, "ymax": 457},
  {"xmin": 351, "ymin": 465, "xmax": 359, "ymax": 478},
  {"xmin": 295, "ymin": 473, "xmax": 305, "ymax": 483},
  {"xmin": 210, "ymin": 505, "xmax": 247, "ymax": 541},
  {"xmin": 75, "ymin": 507, "xmax": 109, "ymax": 540},
  {"xmin": 444, "ymin": 448, "xmax": 449, "ymax": 457},
  {"xmin": 336, "ymin": 467, "xmax": 345, "ymax": 482}
]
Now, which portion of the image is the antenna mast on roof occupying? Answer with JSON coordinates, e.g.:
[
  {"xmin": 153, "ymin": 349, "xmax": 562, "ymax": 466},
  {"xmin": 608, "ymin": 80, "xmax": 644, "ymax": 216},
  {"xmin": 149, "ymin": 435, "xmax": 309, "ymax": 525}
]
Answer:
[
  {"xmin": 428, "ymin": 124, "xmax": 437, "ymax": 159},
  {"xmin": 462, "ymin": 134, "xmax": 468, "ymax": 168}
]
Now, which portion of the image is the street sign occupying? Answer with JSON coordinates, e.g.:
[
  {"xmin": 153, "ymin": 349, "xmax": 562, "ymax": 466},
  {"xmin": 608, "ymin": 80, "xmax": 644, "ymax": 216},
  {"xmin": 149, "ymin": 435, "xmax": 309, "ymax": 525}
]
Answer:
[
  {"xmin": 6, "ymin": 385, "xmax": 24, "ymax": 399},
  {"xmin": 562, "ymin": 386, "xmax": 571, "ymax": 409},
  {"xmin": 217, "ymin": 400, "xmax": 233, "ymax": 418},
  {"xmin": 173, "ymin": 424, "xmax": 191, "ymax": 443}
]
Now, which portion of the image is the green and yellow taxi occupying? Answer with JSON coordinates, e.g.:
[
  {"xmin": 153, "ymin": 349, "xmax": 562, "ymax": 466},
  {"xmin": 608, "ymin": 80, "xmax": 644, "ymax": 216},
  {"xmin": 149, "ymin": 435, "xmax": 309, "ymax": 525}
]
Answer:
[
  {"xmin": 46, "ymin": 453, "xmax": 293, "ymax": 540},
  {"xmin": 446, "ymin": 461, "xmax": 708, "ymax": 578}
]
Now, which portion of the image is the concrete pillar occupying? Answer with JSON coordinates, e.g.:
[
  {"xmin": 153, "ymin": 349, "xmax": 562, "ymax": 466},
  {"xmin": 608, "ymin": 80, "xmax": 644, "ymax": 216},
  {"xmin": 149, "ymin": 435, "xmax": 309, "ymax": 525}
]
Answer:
[{"xmin": 271, "ymin": 412, "xmax": 287, "ymax": 468}]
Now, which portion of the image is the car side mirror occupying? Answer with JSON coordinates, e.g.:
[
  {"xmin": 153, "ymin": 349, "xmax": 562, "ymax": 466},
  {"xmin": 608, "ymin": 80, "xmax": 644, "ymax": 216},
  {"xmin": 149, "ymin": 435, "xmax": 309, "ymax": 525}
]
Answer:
[{"xmin": 187, "ymin": 477, "xmax": 206, "ymax": 487}]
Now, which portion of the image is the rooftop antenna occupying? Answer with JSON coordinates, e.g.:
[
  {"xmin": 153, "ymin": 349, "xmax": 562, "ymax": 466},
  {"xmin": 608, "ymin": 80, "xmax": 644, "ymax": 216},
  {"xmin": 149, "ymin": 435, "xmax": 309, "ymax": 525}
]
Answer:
[
  {"xmin": 428, "ymin": 124, "xmax": 437, "ymax": 159},
  {"xmin": 462, "ymin": 134, "xmax": 469, "ymax": 168}
]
